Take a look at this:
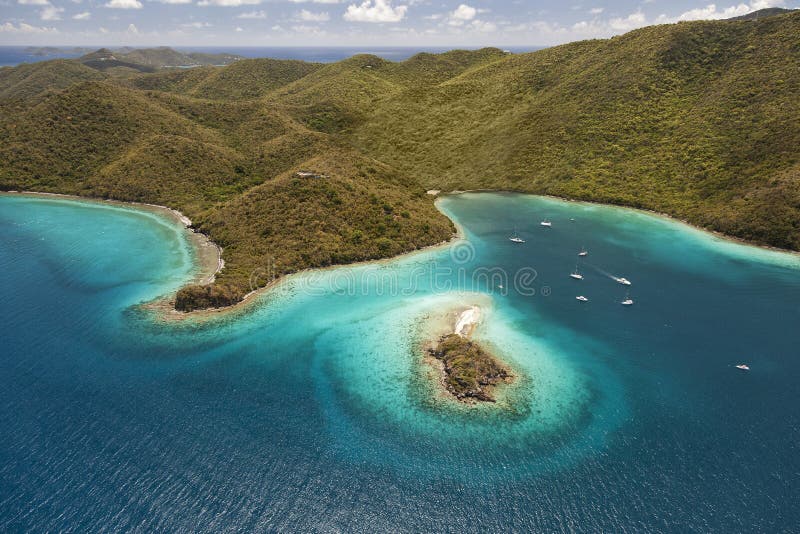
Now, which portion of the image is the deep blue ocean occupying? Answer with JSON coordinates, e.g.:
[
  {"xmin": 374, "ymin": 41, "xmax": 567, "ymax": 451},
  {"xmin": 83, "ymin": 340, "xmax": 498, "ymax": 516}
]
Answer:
[
  {"xmin": 0, "ymin": 46, "xmax": 542, "ymax": 67},
  {"xmin": 1, "ymin": 192, "xmax": 799, "ymax": 531}
]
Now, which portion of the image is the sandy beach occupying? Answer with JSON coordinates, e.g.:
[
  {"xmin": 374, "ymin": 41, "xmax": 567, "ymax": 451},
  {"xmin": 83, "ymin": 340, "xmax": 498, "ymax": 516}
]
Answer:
[
  {"xmin": 0, "ymin": 191, "xmax": 224, "ymax": 305},
  {"xmin": 454, "ymin": 306, "xmax": 481, "ymax": 338}
]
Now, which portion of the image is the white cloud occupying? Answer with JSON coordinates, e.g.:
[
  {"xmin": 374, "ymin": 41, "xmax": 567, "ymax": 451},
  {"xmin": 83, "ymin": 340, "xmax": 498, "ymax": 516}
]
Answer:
[
  {"xmin": 234, "ymin": 25, "xmax": 243, "ymax": 31},
  {"xmin": 40, "ymin": 4, "xmax": 63, "ymax": 19},
  {"xmin": 0, "ymin": 21, "xmax": 58, "ymax": 32},
  {"xmin": 104, "ymin": 0, "xmax": 142, "ymax": 8},
  {"xmin": 181, "ymin": 20, "xmax": 211, "ymax": 27},
  {"xmin": 444, "ymin": 3, "xmax": 495, "ymax": 31},
  {"xmin": 126, "ymin": 22, "xmax": 138, "ymax": 32},
  {"xmin": 343, "ymin": 0, "xmax": 407, "ymax": 23},
  {"xmin": 17, "ymin": 0, "xmax": 50, "ymax": 5},
  {"xmin": 289, "ymin": 0, "xmax": 341, "ymax": 3},
  {"xmin": 155, "ymin": 0, "xmax": 192, "ymax": 4},
  {"xmin": 290, "ymin": 23, "xmax": 325, "ymax": 33},
  {"xmin": 450, "ymin": 4, "xmax": 476, "ymax": 23},
  {"xmin": 608, "ymin": 10, "xmax": 645, "ymax": 31},
  {"xmin": 197, "ymin": 0, "xmax": 260, "ymax": 5},
  {"xmin": 236, "ymin": 9, "xmax": 266, "ymax": 18},
  {"xmin": 72, "ymin": 10, "xmax": 90, "ymax": 18},
  {"xmin": 565, "ymin": 1, "xmax": 785, "ymax": 43},
  {"xmin": 469, "ymin": 19, "xmax": 496, "ymax": 32},
  {"xmin": 589, "ymin": 7, "xmax": 604, "ymax": 15},
  {"xmin": 297, "ymin": 8, "xmax": 329, "ymax": 21}
]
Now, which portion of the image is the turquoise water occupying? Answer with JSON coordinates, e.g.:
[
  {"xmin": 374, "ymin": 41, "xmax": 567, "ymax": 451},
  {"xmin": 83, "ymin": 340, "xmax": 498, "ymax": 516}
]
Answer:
[{"xmin": 1, "ymin": 192, "xmax": 799, "ymax": 531}]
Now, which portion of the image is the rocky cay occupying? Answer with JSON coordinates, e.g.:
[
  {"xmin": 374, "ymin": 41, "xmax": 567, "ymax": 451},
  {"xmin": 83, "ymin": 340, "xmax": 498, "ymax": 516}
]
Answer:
[{"xmin": 426, "ymin": 306, "xmax": 513, "ymax": 403}]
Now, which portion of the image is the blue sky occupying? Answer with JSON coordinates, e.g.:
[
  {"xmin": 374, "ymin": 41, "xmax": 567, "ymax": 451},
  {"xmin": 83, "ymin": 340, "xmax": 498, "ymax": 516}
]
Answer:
[{"xmin": 0, "ymin": 0, "xmax": 795, "ymax": 46}]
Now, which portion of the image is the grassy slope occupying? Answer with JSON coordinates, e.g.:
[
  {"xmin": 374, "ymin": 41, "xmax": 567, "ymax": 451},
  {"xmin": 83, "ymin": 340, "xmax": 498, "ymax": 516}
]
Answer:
[
  {"xmin": 0, "ymin": 65, "xmax": 456, "ymax": 309},
  {"xmin": 351, "ymin": 14, "xmax": 800, "ymax": 248},
  {"xmin": 0, "ymin": 60, "xmax": 105, "ymax": 100},
  {"xmin": 128, "ymin": 58, "xmax": 324, "ymax": 100},
  {"xmin": 1, "ymin": 15, "xmax": 799, "ymax": 310}
]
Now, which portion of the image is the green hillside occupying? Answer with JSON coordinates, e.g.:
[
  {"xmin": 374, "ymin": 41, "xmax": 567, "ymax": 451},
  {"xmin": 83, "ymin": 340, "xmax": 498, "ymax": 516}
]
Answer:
[
  {"xmin": 0, "ymin": 60, "xmax": 105, "ymax": 100},
  {"xmin": 730, "ymin": 7, "xmax": 795, "ymax": 20},
  {"xmin": 1, "ymin": 12, "xmax": 799, "ymax": 311},
  {"xmin": 351, "ymin": 13, "xmax": 800, "ymax": 248}
]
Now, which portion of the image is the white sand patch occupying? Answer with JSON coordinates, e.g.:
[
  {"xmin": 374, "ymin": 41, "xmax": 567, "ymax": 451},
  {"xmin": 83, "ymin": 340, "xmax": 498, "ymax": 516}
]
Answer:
[{"xmin": 454, "ymin": 306, "xmax": 481, "ymax": 337}]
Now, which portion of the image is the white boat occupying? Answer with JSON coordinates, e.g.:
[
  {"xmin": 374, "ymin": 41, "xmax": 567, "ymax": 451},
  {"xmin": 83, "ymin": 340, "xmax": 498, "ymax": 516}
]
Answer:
[
  {"xmin": 570, "ymin": 264, "xmax": 583, "ymax": 280},
  {"xmin": 578, "ymin": 248, "xmax": 588, "ymax": 257},
  {"xmin": 735, "ymin": 364, "xmax": 750, "ymax": 371},
  {"xmin": 613, "ymin": 276, "xmax": 632, "ymax": 286},
  {"xmin": 509, "ymin": 229, "xmax": 525, "ymax": 243},
  {"xmin": 621, "ymin": 294, "xmax": 634, "ymax": 306},
  {"xmin": 540, "ymin": 219, "xmax": 552, "ymax": 227},
  {"xmin": 576, "ymin": 295, "xmax": 589, "ymax": 302}
]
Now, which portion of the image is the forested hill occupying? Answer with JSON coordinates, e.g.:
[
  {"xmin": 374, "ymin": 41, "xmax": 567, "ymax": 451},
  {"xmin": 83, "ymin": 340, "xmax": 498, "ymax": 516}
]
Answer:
[{"xmin": 1, "ymin": 11, "xmax": 799, "ymax": 311}]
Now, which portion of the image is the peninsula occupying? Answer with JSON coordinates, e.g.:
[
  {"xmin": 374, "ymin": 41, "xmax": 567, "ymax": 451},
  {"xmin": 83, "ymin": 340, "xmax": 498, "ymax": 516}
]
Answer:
[{"xmin": 1, "ymin": 10, "xmax": 799, "ymax": 312}]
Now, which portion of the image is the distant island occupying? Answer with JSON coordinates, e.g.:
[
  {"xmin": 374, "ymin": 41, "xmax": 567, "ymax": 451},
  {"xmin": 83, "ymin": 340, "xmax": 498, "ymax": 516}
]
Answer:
[
  {"xmin": 24, "ymin": 46, "xmax": 95, "ymax": 57},
  {"xmin": 78, "ymin": 47, "xmax": 243, "ymax": 72},
  {"xmin": 1, "ymin": 8, "xmax": 799, "ymax": 313}
]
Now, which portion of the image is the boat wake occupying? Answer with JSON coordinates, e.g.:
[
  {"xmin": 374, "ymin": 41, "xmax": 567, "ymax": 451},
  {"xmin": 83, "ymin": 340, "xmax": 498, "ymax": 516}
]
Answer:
[{"xmin": 583, "ymin": 262, "xmax": 632, "ymax": 285}]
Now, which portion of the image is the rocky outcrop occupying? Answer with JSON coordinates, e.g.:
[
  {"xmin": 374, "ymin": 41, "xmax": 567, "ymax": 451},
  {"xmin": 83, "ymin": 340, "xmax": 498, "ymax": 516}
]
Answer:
[{"xmin": 428, "ymin": 334, "xmax": 512, "ymax": 402}]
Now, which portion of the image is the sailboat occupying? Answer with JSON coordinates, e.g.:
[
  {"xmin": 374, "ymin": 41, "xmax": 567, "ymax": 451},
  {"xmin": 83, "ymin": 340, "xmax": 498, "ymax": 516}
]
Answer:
[
  {"xmin": 735, "ymin": 364, "xmax": 750, "ymax": 371},
  {"xmin": 576, "ymin": 295, "xmax": 589, "ymax": 302},
  {"xmin": 613, "ymin": 276, "xmax": 632, "ymax": 286},
  {"xmin": 540, "ymin": 218, "xmax": 552, "ymax": 227},
  {"xmin": 621, "ymin": 292, "xmax": 634, "ymax": 306},
  {"xmin": 578, "ymin": 247, "xmax": 588, "ymax": 257},
  {"xmin": 570, "ymin": 264, "xmax": 584, "ymax": 280},
  {"xmin": 509, "ymin": 228, "xmax": 525, "ymax": 244}
]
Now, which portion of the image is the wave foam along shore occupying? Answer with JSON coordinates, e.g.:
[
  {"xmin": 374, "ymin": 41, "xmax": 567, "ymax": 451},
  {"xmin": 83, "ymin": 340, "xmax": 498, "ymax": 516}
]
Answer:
[{"xmin": 455, "ymin": 306, "xmax": 481, "ymax": 338}]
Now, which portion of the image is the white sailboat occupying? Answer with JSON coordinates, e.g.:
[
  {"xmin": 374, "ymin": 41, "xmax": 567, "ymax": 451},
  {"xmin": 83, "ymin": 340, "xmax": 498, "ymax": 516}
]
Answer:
[
  {"xmin": 509, "ymin": 228, "xmax": 525, "ymax": 243},
  {"xmin": 576, "ymin": 295, "xmax": 589, "ymax": 302},
  {"xmin": 540, "ymin": 218, "xmax": 552, "ymax": 227},
  {"xmin": 578, "ymin": 247, "xmax": 588, "ymax": 257},
  {"xmin": 621, "ymin": 292, "xmax": 634, "ymax": 306},
  {"xmin": 570, "ymin": 264, "xmax": 584, "ymax": 280},
  {"xmin": 735, "ymin": 364, "xmax": 750, "ymax": 371},
  {"xmin": 613, "ymin": 276, "xmax": 632, "ymax": 286}
]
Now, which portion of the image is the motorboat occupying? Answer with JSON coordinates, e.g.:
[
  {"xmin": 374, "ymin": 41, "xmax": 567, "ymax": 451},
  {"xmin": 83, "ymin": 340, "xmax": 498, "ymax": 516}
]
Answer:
[
  {"xmin": 735, "ymin": 364, "xmax": 750, "ymax": 371},
  {"xmin": 509, "ymin": 229, "xmax": 525, "ymax": 243},
  {"xmin": 576, "ymin": 295, "xmax": 589, "ymax": 302}
]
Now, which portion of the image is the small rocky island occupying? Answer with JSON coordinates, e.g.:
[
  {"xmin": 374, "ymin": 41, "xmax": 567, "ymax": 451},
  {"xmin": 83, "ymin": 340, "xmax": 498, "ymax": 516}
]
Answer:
[
  {"xmin": 429, "ymin": 334, "xmax": 512, "ymax": 402},
  {"xmin": 425, "ymin": 305, "xmax": 513, "ymax": 403}
]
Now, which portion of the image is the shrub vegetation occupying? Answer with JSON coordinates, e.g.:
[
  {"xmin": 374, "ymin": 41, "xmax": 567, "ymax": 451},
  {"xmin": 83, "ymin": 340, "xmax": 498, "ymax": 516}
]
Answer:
[{"xmin": 2, "ymin": 12, "xmax": 799, "ymax": 310}]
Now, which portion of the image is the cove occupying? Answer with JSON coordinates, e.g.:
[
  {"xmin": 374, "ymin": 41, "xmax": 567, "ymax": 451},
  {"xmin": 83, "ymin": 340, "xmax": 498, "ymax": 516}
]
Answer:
[{"xmin": 1, "ymin": 192, "xmax": 799, "ymax": 531}]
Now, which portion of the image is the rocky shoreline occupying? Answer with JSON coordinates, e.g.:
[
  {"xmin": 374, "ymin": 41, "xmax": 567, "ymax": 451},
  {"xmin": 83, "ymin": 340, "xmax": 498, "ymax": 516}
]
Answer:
[
  {"xmin": 424, "ymin": 304, "xmax": 513, "ymax": 404},
  {"xmin": 428, "ymin": 334, "xmax": 512, "ymax": 402}
]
